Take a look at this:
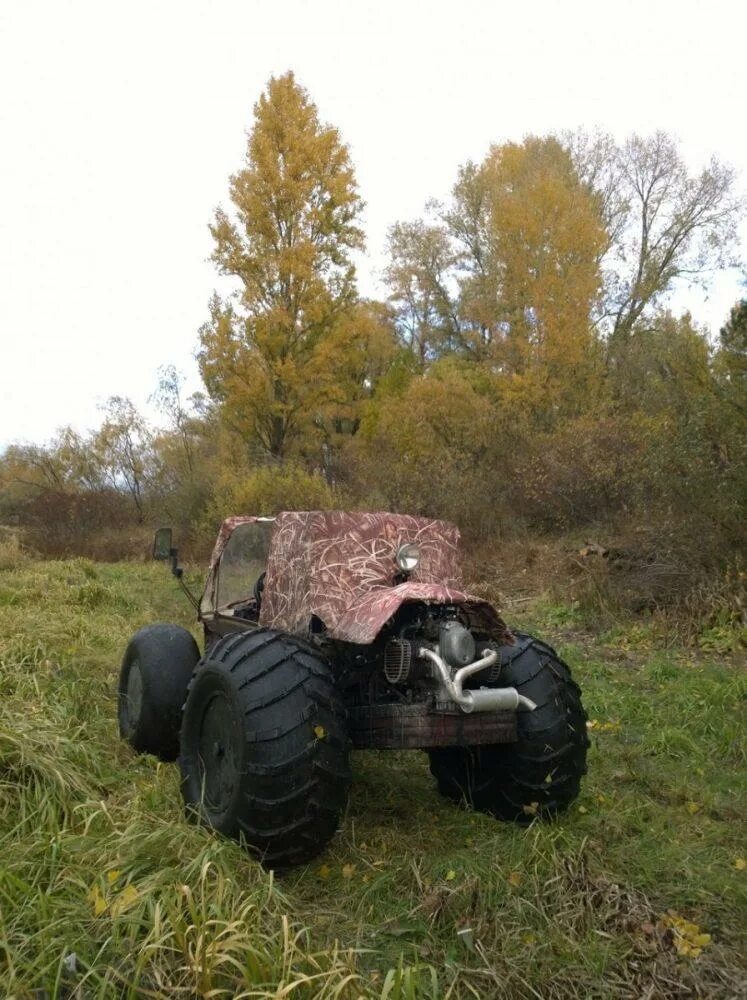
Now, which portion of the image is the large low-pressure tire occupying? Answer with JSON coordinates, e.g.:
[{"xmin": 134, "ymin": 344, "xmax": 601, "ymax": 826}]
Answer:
[
  {"xmin": 179, "ymin": 629, "xmax": 351, "ymax": 867},
  {"xmin": 118, "ymin": 623, "xmax": 200, "ymax": 761},
  {"xmin": 428, "ymin": 633, "xmax": 589, "ymax": 821}
]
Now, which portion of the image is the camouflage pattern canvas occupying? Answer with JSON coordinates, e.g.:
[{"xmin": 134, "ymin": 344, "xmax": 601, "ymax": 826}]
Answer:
[{"xmin": 205, "ymin": 511, "xmax": 512, "ymax": 645}]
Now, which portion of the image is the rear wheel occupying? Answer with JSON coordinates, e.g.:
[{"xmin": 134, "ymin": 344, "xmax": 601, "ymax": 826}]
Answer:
[
  {"xmin": 428, "ymin": 633, "xmax": 589, "ymax": 821},
  {"xmin": 118, "ymin": 623, "xmax": 200, "ymax": 761},
  {"xmin": 180, "ymin": 629, "xmax": 351, "ymax": 867}
]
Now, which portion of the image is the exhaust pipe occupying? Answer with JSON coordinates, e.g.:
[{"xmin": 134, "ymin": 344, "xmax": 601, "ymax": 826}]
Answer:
[{"xmin": 419, "ymin": 647, "xmax": 537, "ymax": 714}]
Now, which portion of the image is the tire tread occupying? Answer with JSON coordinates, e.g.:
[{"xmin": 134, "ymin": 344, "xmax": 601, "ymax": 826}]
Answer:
[
  {"xmin": 429, "ymin": 633, "xmax": 588, "ymax": 822},
  {"xmin": 180, "ymin": 628, "xmax": 350, "ymax": 866}
]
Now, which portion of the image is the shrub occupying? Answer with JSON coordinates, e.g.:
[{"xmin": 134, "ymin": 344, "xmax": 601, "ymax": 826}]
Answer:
[
  {"xmin": 198, "ymin": 464, "xmax": 343, "ymax": 550},
  {"xmin": 509, "ymin": 415, "xmax": 652, "ymax": 530}
]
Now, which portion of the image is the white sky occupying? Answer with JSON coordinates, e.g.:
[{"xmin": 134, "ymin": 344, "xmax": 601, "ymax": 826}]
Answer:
[{"xmin": 1, "ymin": 0, "xmax": 745, "ymax": 449}]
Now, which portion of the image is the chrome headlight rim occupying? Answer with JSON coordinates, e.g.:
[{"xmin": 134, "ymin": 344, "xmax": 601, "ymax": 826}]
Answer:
[{"xmin": 395, "ymin": 542, "xmax": 421, "ymax": 574}]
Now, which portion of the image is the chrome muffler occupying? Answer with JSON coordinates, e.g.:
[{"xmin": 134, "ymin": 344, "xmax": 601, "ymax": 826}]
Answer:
[{"xmin": 419, "ymin": 646, "xmax": 537, "ymax": 714}]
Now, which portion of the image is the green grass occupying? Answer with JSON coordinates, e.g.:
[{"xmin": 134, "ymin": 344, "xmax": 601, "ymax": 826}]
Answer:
[{"xmin": 0, "ymin": 559, "xmax": 745, "ymax": 998}]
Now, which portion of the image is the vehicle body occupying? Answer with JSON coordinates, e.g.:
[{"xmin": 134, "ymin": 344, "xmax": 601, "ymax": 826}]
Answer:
[{"xmin": 118, "ymin": 511, "xmax": 589, "ymax": 867}]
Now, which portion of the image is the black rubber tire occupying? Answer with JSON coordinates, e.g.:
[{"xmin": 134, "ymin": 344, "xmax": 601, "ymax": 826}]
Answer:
[
  {"xmin": 118, "ymin": 623, "xmax": 200, "ymax": 761},
  {"xmin": 428, "ymin": 633, "xmax": 589, "ymax": 821},
  {"xmin": 179, "ymin": 629, "xmax": 351, "ymax": 867}
]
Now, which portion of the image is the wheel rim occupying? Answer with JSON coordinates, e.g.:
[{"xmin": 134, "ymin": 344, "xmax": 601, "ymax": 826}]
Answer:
[
  {"xmin": 125, "ymin": 658, "xmax": 143, "ymax": 729},
  {"xmin": 197, "ymin": 692, "xmax": 238, "ymax": 813}
]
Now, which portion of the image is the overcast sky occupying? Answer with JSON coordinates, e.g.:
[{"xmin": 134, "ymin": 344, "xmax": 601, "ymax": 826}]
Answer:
[{"xmin": 1, "ymin": 0, "xmax": 745, "ymax": 449}]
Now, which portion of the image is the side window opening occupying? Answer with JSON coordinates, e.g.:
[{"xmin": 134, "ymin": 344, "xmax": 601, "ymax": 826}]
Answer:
[{"xmin": 216, "ymin": 520, "xmax": 274, "ymax": 612}]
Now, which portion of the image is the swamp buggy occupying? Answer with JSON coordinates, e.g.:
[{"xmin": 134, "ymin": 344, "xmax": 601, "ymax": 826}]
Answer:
[{"xmin": 118, "ymin": 511, "xmax": 589, "ymax": 866}]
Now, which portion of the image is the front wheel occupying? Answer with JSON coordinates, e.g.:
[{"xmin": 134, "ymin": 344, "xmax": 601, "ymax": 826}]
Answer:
[
  {"xmin": 428, "ymin": 633, "xmax": 589, "ymax": 821},
  {"xmin": 118, "ymin": 623, "xmax": 200, "ymax": 761},
  {"xmin": 180, "ymin": 629, "xmax": 351, "ymax": 867}
]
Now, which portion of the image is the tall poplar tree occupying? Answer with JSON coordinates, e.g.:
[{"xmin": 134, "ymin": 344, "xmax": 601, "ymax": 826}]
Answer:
[
  {"xmin": 198, "ymin": 72, "xmax": 365, "ymax": 459},
  {"xmin": 445, "ymin": 137, "xmax": 608, "ymax": 416}
]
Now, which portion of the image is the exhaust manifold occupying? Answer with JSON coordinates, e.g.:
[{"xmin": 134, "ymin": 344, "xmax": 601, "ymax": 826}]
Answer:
[{"xmin": 419, "ymin": 646, "xmax": 537, "ymax": 714}]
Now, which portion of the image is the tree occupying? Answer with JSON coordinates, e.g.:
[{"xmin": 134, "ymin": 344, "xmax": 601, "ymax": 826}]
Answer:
[
  {"xmin": 718, "ymin": 299, "xmax": 747, "ymax": 390},
  {"xmin": 445, "ymin": 137, "xmax": 607, "ymax": 415},
  {"xmin": 0, "ymin": 427, "xmax": 105, "ymax": 501},
  {"xmin": 350, "ymin": 358, "xmax": 504, "ymax": 533},
  {"xmin": 306, "ymin": 299, "xmax": 397, "ymax": 473},
  {"xmin": 148, "ymin": 366, "xmax": 220, "ymax": 529},
  {"xmin": 93, "ymin": 397, "xmax": 152, "ymax": 523},
  {"xmin": 439, "ymin": 160, "xmax": 497, "ymax": 358},
  {"xmin": 566, "ymin": 130, "xmax": 743, "ymax": 344},
  {"xmin": 609, "ymin": 310, "xmax": 712, "ymax": 415},
  {"xmin": 151, "ymin": 365, "xmax": 198, "ymax": 478},
  {"xmin": 384, "ymin": 219, "xmax": 459, "ymax": 365},
  {"xmin": 198, "ymin": 72, "xmax": 365, "ymax": 460}
]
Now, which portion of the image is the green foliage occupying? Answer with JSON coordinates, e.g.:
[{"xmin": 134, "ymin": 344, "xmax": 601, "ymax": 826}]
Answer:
[
  {"xmin": 200, "ymin": 463, "xmax": 341, "ymax": 539},
  {"xmin": 718, "ymin": 299, "xmax": 747, "ymax": 374},
  {"xmin": 698, "ymin": 623, "xmax": 747, "ymax": 654},
  {"xmin": 350, "ymin": 358, "xmax": 505, "ymax": 537}
]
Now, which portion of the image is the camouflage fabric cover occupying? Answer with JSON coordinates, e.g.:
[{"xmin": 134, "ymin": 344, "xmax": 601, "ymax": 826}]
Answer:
[
  {"xmin": 202, "ymin": 511, "xmax": 511, "ymax": 644},
  {"xmin": 256, "ymin": 511, "xmax": 512, "ymax": 645}
]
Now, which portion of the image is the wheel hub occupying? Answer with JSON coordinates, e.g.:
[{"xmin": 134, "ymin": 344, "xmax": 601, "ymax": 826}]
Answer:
[
  {"xmin": 125, "ymin": 659, "xmax": 143, "ymax": 727},
  {"xmin": 197, "ymin": 694, "xmax": 237, "ymax": 813}
]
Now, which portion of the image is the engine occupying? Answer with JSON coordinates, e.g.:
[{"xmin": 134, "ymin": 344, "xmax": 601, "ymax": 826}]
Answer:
[
  {"xmin": 379, "ymin": 604, "xmax": 501, "ymax": 689},
  {"xmin": 341, "ymin": 602, "xmax": 523, "ymax": 750}
]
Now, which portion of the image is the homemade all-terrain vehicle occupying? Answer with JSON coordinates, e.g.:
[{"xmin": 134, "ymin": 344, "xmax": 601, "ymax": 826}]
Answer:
[{"xmin": 118, "ymin": 511, "xmax": 588, "ymax": 866}]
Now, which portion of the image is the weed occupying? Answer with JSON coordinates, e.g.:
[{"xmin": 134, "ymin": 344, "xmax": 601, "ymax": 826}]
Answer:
[
  {"xmin": 699, "ymin": 623, "xmax": 747, "ymax": 654},
  {"xmin": 0, "ymin": 531, "xmax": 28, "ymax": 571}
]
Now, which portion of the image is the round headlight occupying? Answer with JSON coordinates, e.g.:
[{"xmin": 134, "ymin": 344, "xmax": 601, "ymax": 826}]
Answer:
[{"xmin": 395, "ymin": 542, "xmax": 421, "ymax": 574}]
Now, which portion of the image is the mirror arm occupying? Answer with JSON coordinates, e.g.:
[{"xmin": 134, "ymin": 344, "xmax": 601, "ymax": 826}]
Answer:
[
  {"xmin": 178, "ymin": 575, "xmax": 200, "ymax": 612},
  {"xmin": 169, "ymin": 548, "xmax": 200, "ymax": 611}
]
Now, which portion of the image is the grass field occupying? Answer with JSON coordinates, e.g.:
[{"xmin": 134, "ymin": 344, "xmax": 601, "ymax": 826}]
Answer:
[{"xmin": 0, "ymin": 555, "xmax": 745, "ymax": 998}]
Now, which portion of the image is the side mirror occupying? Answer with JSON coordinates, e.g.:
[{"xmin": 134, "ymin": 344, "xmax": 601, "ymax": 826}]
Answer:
[
  {"xmin": 153, "ymin": 528, "xmax": 173, "ymax": 561},
  {"xmin": 150, "ymin": 528, "xmax": 199, "ymax": 611}
]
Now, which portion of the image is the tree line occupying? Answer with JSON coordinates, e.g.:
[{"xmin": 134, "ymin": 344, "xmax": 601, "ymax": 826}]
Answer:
[{"xmin": 1, "ymin": 72, "xmax": 745, "ymax": 619}]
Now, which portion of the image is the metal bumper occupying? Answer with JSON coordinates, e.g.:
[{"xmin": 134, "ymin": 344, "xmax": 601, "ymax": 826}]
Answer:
[{"xmin": 348, "ymin": 702, "xmax": 517, "ymax": 749}]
